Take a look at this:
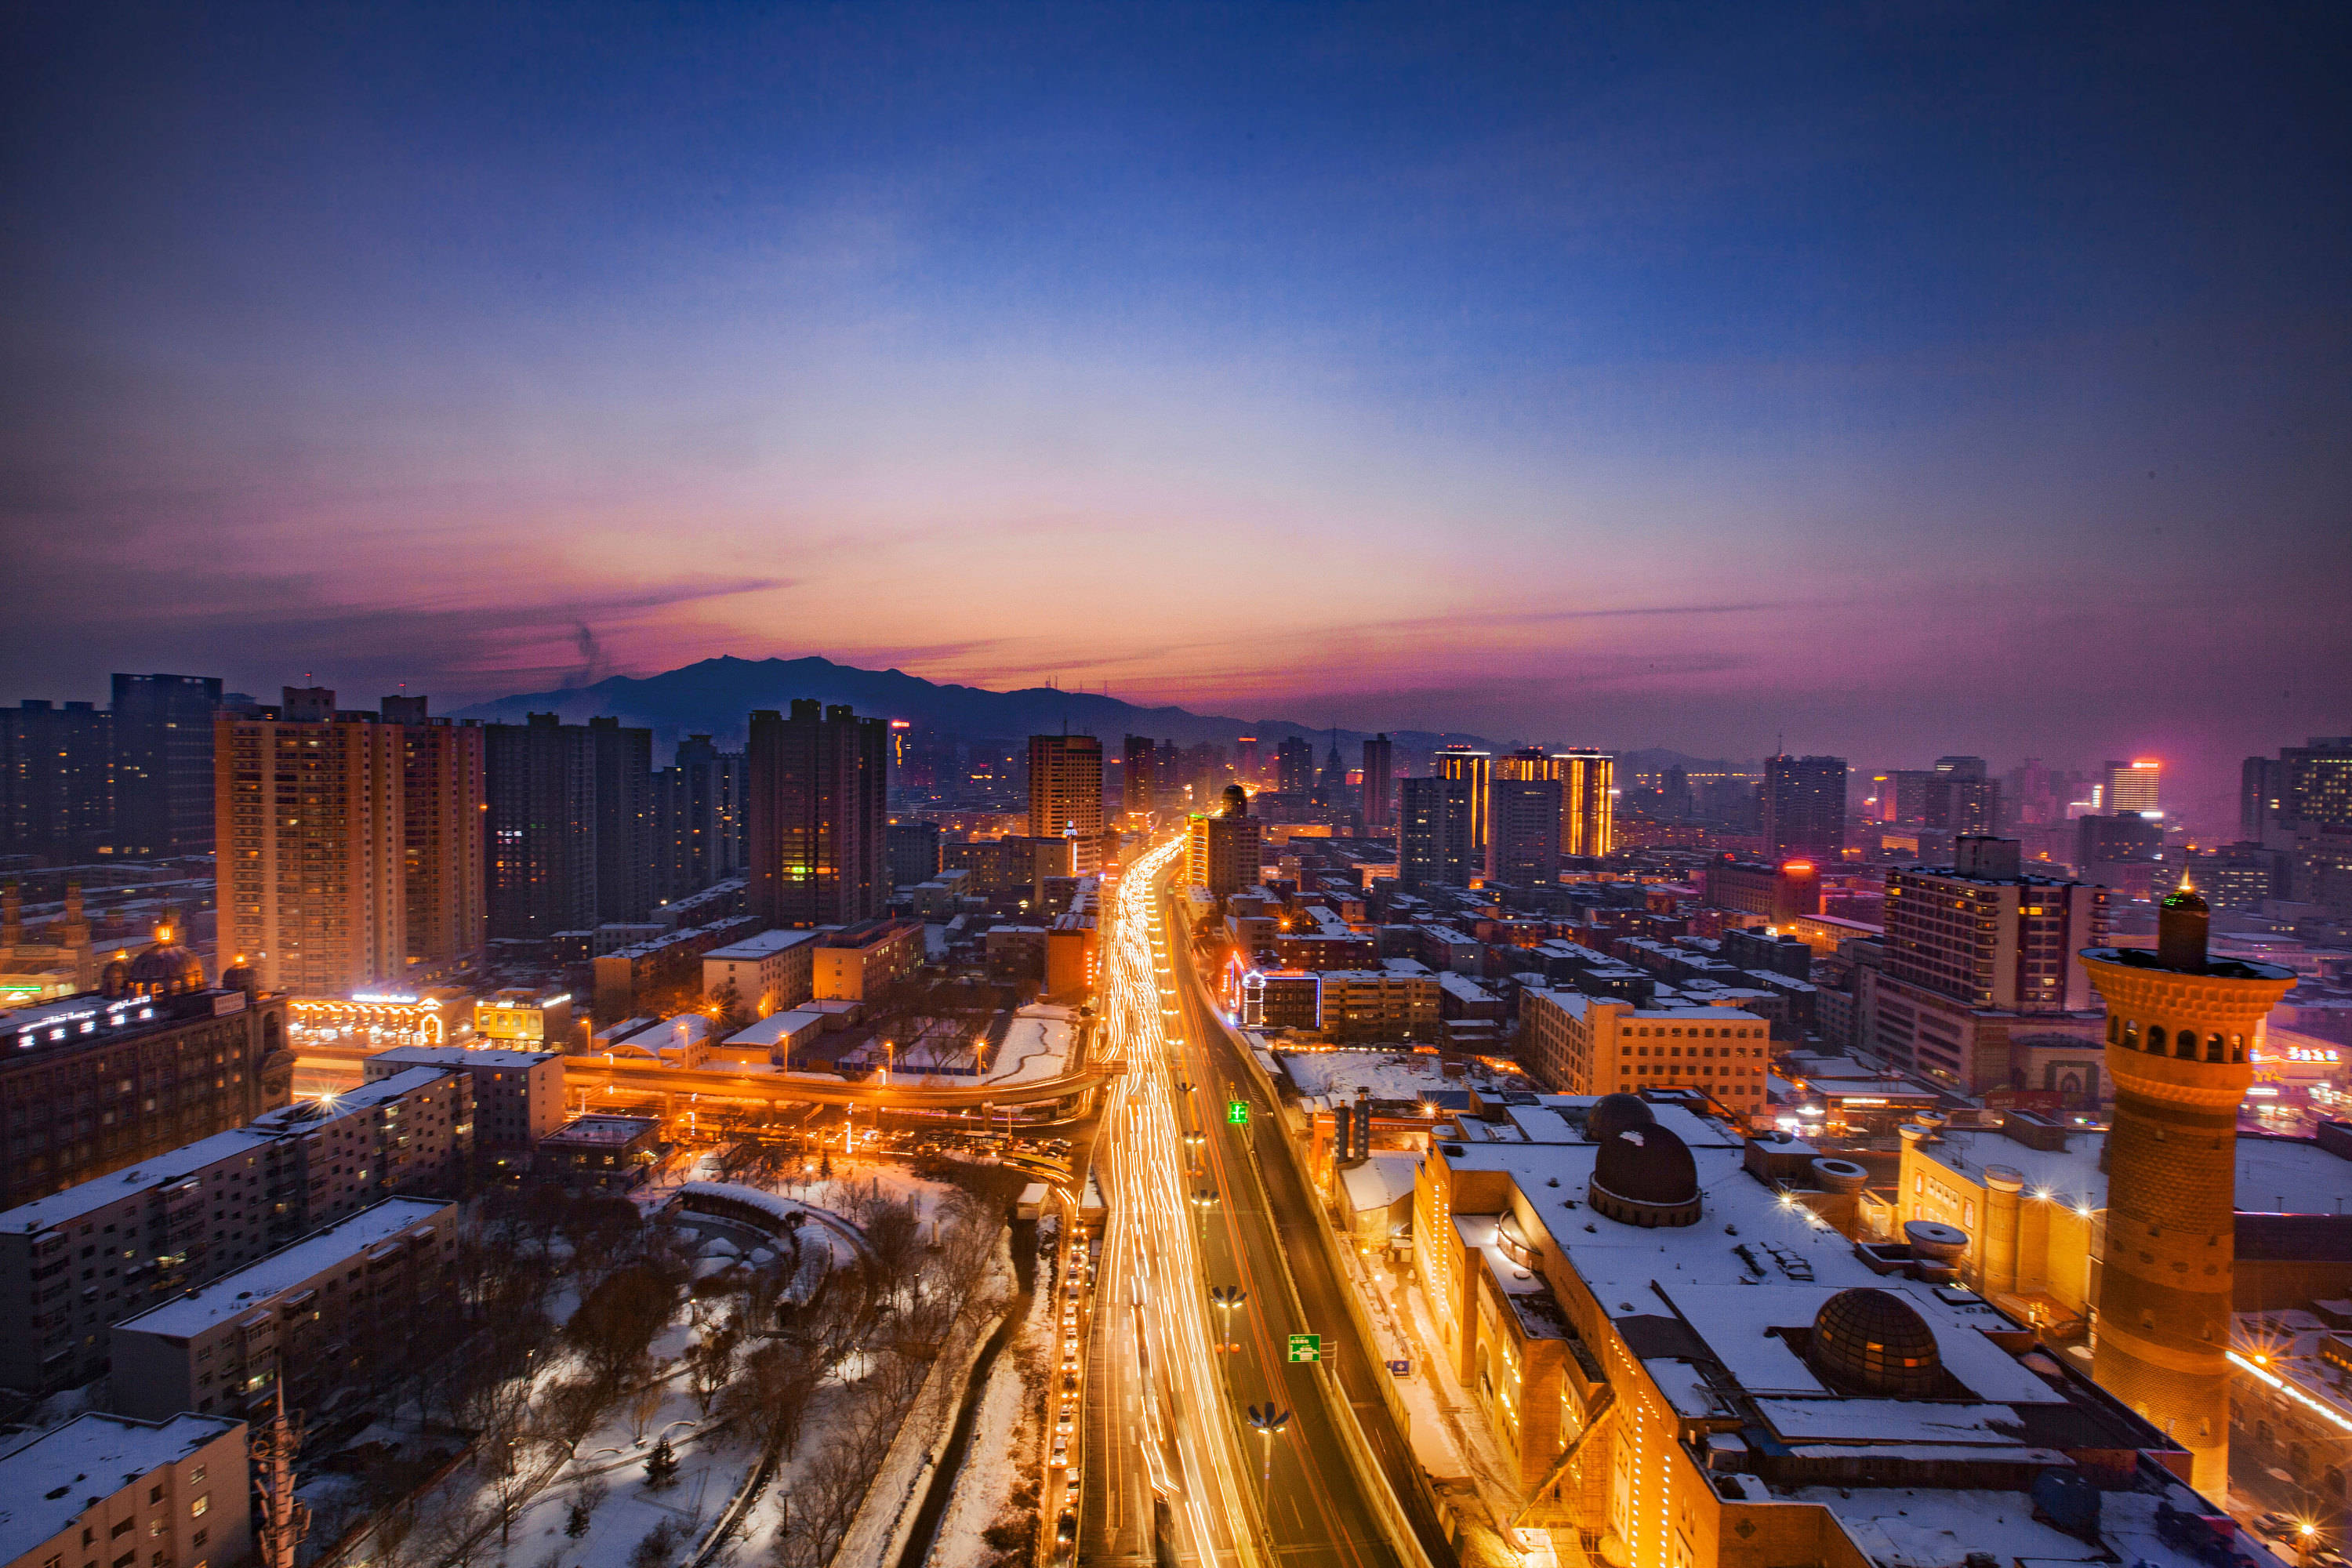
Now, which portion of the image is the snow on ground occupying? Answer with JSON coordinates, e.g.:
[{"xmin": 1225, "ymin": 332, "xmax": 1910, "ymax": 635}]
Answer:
[
  {"xmin": 923, "ymin": 1265, "xmax": 1052, "ymax": 1568},
  {"xmin": 1274, "ymin": 1048, "xmax": 1504, "ymax": 1102}
]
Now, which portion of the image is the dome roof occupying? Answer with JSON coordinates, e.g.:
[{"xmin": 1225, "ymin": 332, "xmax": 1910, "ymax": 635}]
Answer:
[
  {"xmin": 119, "ymin": 921, "xmax": 205, "ymax": 996},
  {"xmin": 1810, "ymin": 1287, "xmax": 1943, "ymax": 1397},
  {"xmin": 1593, "ymin": 1124, "xmax": 1697, "ymax": 1207},
  {"xmin": 1585, "ymin": 1093, "xmax": 1656, "ymax": 1144}
]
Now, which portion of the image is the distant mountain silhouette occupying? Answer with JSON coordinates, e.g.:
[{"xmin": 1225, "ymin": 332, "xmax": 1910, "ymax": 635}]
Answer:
[{"xmin": 448, "ymin": 655, "xmax": 1486, "ymax": 756}]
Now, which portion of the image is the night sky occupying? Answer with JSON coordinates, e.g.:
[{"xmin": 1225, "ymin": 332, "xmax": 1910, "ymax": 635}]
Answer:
[{"xmin": 3, "ymin": 3, "xmax": 2346, "ymax": 818}]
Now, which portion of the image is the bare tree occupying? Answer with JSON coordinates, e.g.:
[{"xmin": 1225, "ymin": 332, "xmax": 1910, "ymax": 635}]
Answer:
[
  {"xmin": 686, "ymin": 1319, "xmax": 742, "ymax": 1417},
  {"xmin": 628, "ymin": 1380, "xmax": 667, "ymax": 1443},
  {"xmin": 566, "ymin": 1263, "xmax": 678, "ymax": 1398}
]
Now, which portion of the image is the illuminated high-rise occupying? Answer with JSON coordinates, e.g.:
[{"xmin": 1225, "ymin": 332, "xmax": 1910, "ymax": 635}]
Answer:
[
  {"xmin": 747, "ymin": 701, "xmax": 890, "ymax": 927},
  {"xmin": 2102, "ymin": 758, "xmax": 2161, "ymax": 817},
  {"xmin": 1763, "ymin": 753, "xmax": 1846, "ymax": 864},
  {"xmin": 1433, "ymin": 746, "xmax": 1493, "ymax": 859},
  {"xmin": 1554, "ymin": 748, "xmax": 1613, "ymax": 858},
  {"xmin": 217, "ymin": 688, "xmax": 484, "ymax": 996},
  {"xmin": 1360, "ymin": 733, "xmax": 1393, "ymax": 829},
  {"xmin": 2081, "ymin": 884, "xmax": 2294, "ymax": 1495},
  {"xmin": 1398, "ymin": 775, "xmax": 1474, "ymax": 887},
  {"xmin": 1122, "ymin": 733, "xmax": 1157, "ymax": 816},
  {"xmin": 1275, "ymin": 736, "xmax": 1314, "ymax": 794},
  {"xmin": 1027, "ymin": 732, "xmax": 1104, "ymax": 873}
]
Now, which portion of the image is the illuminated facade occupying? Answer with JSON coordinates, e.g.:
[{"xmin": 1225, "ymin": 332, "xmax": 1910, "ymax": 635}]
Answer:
[
  {"xmin": 216, "ymin": 688, "xmax": 484, "ymax": 998},
  {"xmin": 1435, "ymin": 746, "xmax": 1494, "ymax": 858},
  {"xmin": 746, "ymin": 700, "xmax": 890, "ymax": 928},
  {"xmin": 1518, "ymin": 986, "xmax": 1769, "ymax": 1108},
  {"xmin": 2103, "ymin": 757, "xmax": 2162, "ymax": 818},
  {"xmin": 2082, "ymin": 884, "xmax": 2296, "ymax": 1495},
  {"xmin": 1026, "ymin": 733, "xmax": 1104, "ymax": 874},
  {"xmin": 1554, "ymin": 749, "xmax": 1613, "ymax": 858}
]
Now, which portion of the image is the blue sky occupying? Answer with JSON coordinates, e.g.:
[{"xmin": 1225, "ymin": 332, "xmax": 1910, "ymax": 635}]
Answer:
[{"xmin": 2, "ymin": 2, "xmax": 2345, "ymax": 818}]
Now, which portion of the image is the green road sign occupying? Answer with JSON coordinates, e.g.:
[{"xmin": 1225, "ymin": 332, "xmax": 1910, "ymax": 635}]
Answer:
[
  {"xmin": 1227, "ymin": 1101, "xmax": 1250, "ymax": 1125},
  {"xmin": 1287, "ymin": 1334, "xmax": 1322, "ymax": 1363}
]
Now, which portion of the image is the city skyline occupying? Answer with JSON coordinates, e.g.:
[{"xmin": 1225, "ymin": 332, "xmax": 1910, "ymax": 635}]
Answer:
[{"xmin": 4, "ymin": 3, "xmax": 2345, "ymax": 814}]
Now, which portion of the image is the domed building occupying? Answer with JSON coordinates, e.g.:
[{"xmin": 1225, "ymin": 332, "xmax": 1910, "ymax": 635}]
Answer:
[
  {"xmin": 101, "ymin": 916, "xmax": 206, "ymax": 999},
  {"xmin": 1584, "ymin": 1092, "xmax": 1655, "ymax": 1144},
  {"xmin": 1586, "ymin": 1122, "xmax": 1701, "ymax": 1227},
  {"xmin": 1808, "ymin": 1287, "xmax": 1946, "ymax": 1397}
]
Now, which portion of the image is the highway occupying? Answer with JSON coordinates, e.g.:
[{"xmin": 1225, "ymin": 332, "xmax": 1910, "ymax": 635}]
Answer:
[{"xmin": 1077, "ymin": 834, "xmax": 1436, "ymax": 1568}]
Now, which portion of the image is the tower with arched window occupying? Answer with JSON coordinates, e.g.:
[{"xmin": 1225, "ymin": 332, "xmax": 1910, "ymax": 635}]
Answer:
[{"xmin": 2081, "ymin": 880, "xmax": 2294, "ymax": 1497}]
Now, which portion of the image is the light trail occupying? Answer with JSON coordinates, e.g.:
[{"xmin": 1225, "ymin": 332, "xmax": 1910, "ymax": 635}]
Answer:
[{"xmin": 1090, "ymin": 834, "xmax": 1262, "ymax": 1568}]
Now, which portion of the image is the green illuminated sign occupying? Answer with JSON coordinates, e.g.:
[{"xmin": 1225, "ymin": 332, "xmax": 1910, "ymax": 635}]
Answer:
[
  {"xmin": 1227, "ymin": 1101, "xmax": 1249, "ymax": 1125},
  {"xmin": 1287, "ymin": 1334, "xmax": 1321, "ymax": 1363}
]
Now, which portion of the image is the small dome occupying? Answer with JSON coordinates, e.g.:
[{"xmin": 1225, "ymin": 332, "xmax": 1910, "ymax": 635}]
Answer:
[
  {"xmin": 1586, "ymin": 1093, "xmax": 1656, "ymax": 1144},
  {"xmin": 1810, "ymin": 1287, "xmax": 1943, "ymax": 1397},
  {"xmin": 1221, "ymin": 783, "xmax": 1249, "ymax": 818},
  {"xmin": 1588, "ymin": 1123, "xmax": 1701, "ymax": 1228},
  {"xmin": 122, "ymin": 922, "xmax": 205, "ymax": 996}
]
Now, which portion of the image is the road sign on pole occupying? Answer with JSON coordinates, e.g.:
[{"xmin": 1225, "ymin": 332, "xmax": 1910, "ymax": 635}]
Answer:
[
  {"xmin": 1227, "ymin": 1101, "xmax": 1250, "ymax": 1125},
  {"xmin": 1287, "ymin": 1334, "xmax": 1322, "ymax": 1363}
]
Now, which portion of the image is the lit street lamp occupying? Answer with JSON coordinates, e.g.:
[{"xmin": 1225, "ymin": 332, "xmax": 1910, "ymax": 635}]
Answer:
[
  {"xmin": 1191, "ymin": 1186, "xmax": 1218, "ymax": 1243},
  {"xmin": 1208, "ymin": 1284, "xmax": 1246, "ymax": 1352},
  {"xmin": 1246, "ymin": 1403, "xmax": 1290, "ymax": 1495}
]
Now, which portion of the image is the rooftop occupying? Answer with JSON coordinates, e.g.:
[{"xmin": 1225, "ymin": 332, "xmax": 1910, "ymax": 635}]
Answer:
[
  {"xmin": 0, "ymin": 1128, "xmax": 274, "ymax": 1234},
  {"xmin": 543, "ymin": 1115, "xmax": 659, "ymax": 1148},
  {"xmin": 115, "ymin": 1198, "xmax": 452, "ymax": 1339},
  {"xmin": 0, "ymin": 1412, "xmax": 243, "ymax": 1564},
  {"xmin": 369, "ymin": 1044, "xmax": 557, "ymax": 1070},
  {"xmin": 246, "ymin": 1065, "xmax": 453, "ymax": 1132},
  {"xmin": 1910, "ymin": 1123, "xmax": 2352, "ymax": 1215},
  {"xmin": 704, "ymin": 929, "xmax": 819, "ymax": 961}
]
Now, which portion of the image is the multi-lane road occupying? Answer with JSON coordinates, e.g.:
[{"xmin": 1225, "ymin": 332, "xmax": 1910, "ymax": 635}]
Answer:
[{"xmin": 1077, "ymin": 834, "xmax": 1449, "ymax": 1568}]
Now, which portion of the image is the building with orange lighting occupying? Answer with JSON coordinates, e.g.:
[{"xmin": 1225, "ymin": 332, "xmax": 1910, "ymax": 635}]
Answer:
[
  {"xmin": 2103, "ymin": 757, "xmax": 2162, "ymax": 817},
  {"xmin": 1700, "ymin": 854, "xmax": 1822, "ymax": 924},
  {"xmin": 1517, "ymin": 986, "xmax": 1769, "ymax": 1109},
  {"xmin": 1028, "ymin": 732, "xmax": 1104, "ymax": 874},
  {"xmin": 216, "ymin": 688, "xmax": 485, "ymax": 998},
  {"xmin": 1413, "ymin": 1091, "xmax": 2253, "ymax": 1567},
  {"xmin": 1435, "ymin": 746, "xmax": 1494, "ymax": 860}
]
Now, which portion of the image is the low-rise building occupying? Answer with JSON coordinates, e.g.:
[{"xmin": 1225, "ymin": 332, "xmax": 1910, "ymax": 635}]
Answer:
[
  {"xmin": 109, "ymin": 1197, "xmax": 456, "ymax": 1423},
  {"xmin": 471, "ymin": 989, "xmax": 575, "ymax": 1051},
  {"xmin": 1315, "ymin": 970, "xmax": 1440, "ymax": 1044},
  {"xmin": 364, "ymin": 1046, "xmax": 563, "ymax": 1173},
  {"xmin": 1415, "ymin": 1094, "xmax": 2265, "ymax": 1567},
  {"xmin": 0, "ymin": 1065, "xmax": 471, "ymax": 1393},
  {"xmin": 535, "ymin": 1115, "xmax": 662, "ymax": 1191},
  {"xmin": 0, "ymin": 1412, "xmax": 249, "ymax": 1568},
  {"xmin": 699, "ymin": 930, "xmax": 818, "ymax": 1018},
  {"xmin": 812, "ymin": 920, "xmax": 924, "ymax": 1001},
  {"xmin": 1517, "ymin": 986, "xmax": 1769, "ymax": 1112}
]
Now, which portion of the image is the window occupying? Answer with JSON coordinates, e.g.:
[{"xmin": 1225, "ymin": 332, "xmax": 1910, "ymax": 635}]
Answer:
[{"xmin": 189, "ymin": 1497, "xmax": 208, "ymax": 1519}]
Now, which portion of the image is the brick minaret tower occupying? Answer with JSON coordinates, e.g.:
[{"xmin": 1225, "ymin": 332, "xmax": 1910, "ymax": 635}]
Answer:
[{"xmin": 2082, "ymin": 880, "xmax": 2294, "ymax": 1497}]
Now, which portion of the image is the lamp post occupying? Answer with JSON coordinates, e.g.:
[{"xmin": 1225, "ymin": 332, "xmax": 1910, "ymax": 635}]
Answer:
[
  {"xmin": 1208, "ymin": 1284, "xmax": 1245, "ymax": 1355},
  {"xmin": 1191, "ymin": 1187, "xmax": 1218, "ymax": 1246},
  {"xmin": 1246, "ymin": 1403, "xmax": 1290, "ymax": 1497}
]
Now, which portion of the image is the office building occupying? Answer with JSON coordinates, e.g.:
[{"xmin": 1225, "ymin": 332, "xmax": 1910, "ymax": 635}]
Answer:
[
  {"xmin": 472, "ymin": 989, "xmax": 575, "ymax": 1049},
  {"xmin": 886, "ymin": 820, "xmax": 942, "ymax": 888},
  {"xmin": 1397, "ymin": 775, "xmax": 1474, "ymax": 888},
  {"xmin": 1415, "ymin": 1099, "xmax": 2244, "ymax": 1563},
  {"xmin": 1883, "ymin": 837, "xmax": 2106, "ymax": 1013},
  {"xmin": 2075, "ymin": 811, "xmax": 2163, "ymax": 878},
  {"xmin": 940, "ymin": 834, "xmax": 1073, "ymax": 899},
  {"xmin": 1313, "ymin": 970, "xmax": 1440, "ymax": 1044},
  {"xmin": 2078, "ymin": 883, "xmax": 2296, "ymax": 1494},
  {"xmin": 1762, "ymin": 752, "xmax": 1846, "ymax": 863},
  {"xmin": 746, "ymin": 701, "xmax": 890, "ymax": 927},
  {"xmin": 702, "ymin": 928, "xmax": 817, "ymax": 1016},
  {"xmin": 653, "ymin": 734, "xmax": 746, "ymax": 902},
  {"xmin": 1360, "ymin": 734, "xmax": 1393, "ymax": 829},
  {"xmin": 1433, "ymin": 746, "xmax": 1493, "ymax": 858},
  {"xmin": 110, "ymin": 1197, "xmax": 456, "ymax": 1423},
  {"xmin": 1026, "ymin": 734, "xmax": 1103, "ymax": 875},
  {"xmin": 1186, "ymin": 789, "xmax": 1263, "ymax": 898},
  {"xmin": 1486, "ymin": 776, "xmax": 1562, "ymax": 886},
  {"xmin": 110, "ymin": 674, "xmax": 226, "ymax": 858},
  {"xmin": 588, "ymin": 717, "xmax": 654, "ymax": 922},
  {"xmin": 0, "ymin": 934, "xmax": 293, "ymax": 1211},
  {"xmin": 0, "ymin": 701, "xmax": 113, "ymax": 863},
  {"xmin": 1235, "ymin": 735, "xmax": 1261, "ymax": 783},
  {"xmin": 2183, "ymin": 842, "xmax": 2290, "ymax": 910},
  {"xmin": 216, "ymin": 689, "xmax": 485, "ymax": 996},
  {"xmin": 0, "ymin": 1065, "xmax": 470, "ymax": 1392},
  {"xmin": 2102, "ymin": 757, "xmax": 2161, "ymax": 817},
  {"xmin": 1553, "ymin": 748, "xmax": 1613, "ymax": 858},
  {"xmin": 1699, "ymin": 855, "xmax": 1821, "ymax": 923},
  {"xmin": 0, "ymin": 1411, "xmax": 251, "ymax": 1568},
  {"xmin": 1122, "ymin": 734, "xmax": 1157, "ymax": 816},
  {"xmin": 811, "ymin": 919, "xmax": 924, "ymax": 1001},
  {"xmin": 1275, "ymin": 736, "xmax": 1315, "ymax": 795},
  {"xmin": 2240, "ymin": 737, "xmax": 2352, "ymax": 916},
  {"xmin": 1516, "ymin": 987, "xmax": 1769, "ymax": 1106}
]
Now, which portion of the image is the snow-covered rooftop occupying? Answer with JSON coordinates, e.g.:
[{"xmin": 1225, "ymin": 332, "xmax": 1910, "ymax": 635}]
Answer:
[
  {"xmin": 114, "ymin": 1197, "xmax": 452, "ymax": 1339},
  {"xmin": 1909, "ymin": 1125, "xmax": 2352, "ymax": 1215},
  {"xmin": 0, "ymin": 1413, "xmax": 241, "ymax": 1564},
  {"xmin": 0, "ymin": 1128, "xmax": 272, "ymax": 1233}
]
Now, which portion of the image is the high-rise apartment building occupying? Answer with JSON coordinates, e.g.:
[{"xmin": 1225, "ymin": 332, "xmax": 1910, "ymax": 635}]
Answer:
[
  {"xmin": 1486, "ymin": 777, "xmax": 1562, "ymax": 886},
  {"xmin": 1397, "ymin": 775, "xmax": 1474, "ymax": 888},
  {"xmin": 588, "ymin": 717, "xmax": 653, "ymax": 922},
  {"xmin": 485, "ymin": 714, "xmax": 596, "ymax": 941},
  {"xmin": 1882, "ymin": 837, "xmax": 2105, "ymax": 1012},
  {"xmin": 1762, "ymin": 753, "xmax": 1846, "ymax": 864},
  {"xmin": 2102, "ymin": 758, "xmax": 2161, "ymax": 817},
  {"xmin": 1275, "ymin": 736, "xmax": 1315, "ymax": 795},
  {"xmin": 1312, "ymin": 742, "xmax": 1348, "ymax": 807},
  {"xmin": 746, "ymin": 701, "xmax": 889, "ymax": 927},
  {"xmin": 111, "ymin": 674, "xmax": 225, "ymax": 858},
  {"xmin": 1122, "ymin": 733, "xmax": 1157, "ymax": 816},
  {"xmin": 1554, "ymin": 749, "xmax": 1613, "ymax": 858},
  {"xmin": 1027, "ymin": 733, "xmax": 1104, "ymax": 875},
  {"xmin": 1235, "ymin": 735, "xmax": 1261, "ymax": 783},
  {"xmin": 216, "ymin": 689, "xmax": 484, "ymax": 995},
  {"xmin": 1186, "ymin": 792, "xmax": 1262, "ymax": 898},
  {"xmin": 654, "ymin": 734, "xmax": 745, "ymax": 901},
  {"xmin": 1433, "ymin": 746, "xmax": 1493, "ymax": 859},
  {"xmin": 1360, "ymin": 734, "xmax": 1393, "ymax": 829},
  {"xmin": 0, "ymin": 700, "xmax": 113, "ymax": 862},
  {"xmin": 2238, "ymin": 738, "xmax": 2352, "ymax": 916},
  {"xmin": 2081, "ymin": 887, "xmax": 2294, "ymax": 1495}
]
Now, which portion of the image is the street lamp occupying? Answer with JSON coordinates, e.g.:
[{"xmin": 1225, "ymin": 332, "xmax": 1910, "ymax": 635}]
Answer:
[
  {"xmin": 1246, "ymin": 1403, "xmax": 1290, "ymax": 1495},
  {"xmin": 1191, "ymin": 1187, "xmax": 1218, "ymax": 1243},
  {"xmin": 1209, "ymin": 1284, "xmax": 1246, "ymax": 1352}
]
